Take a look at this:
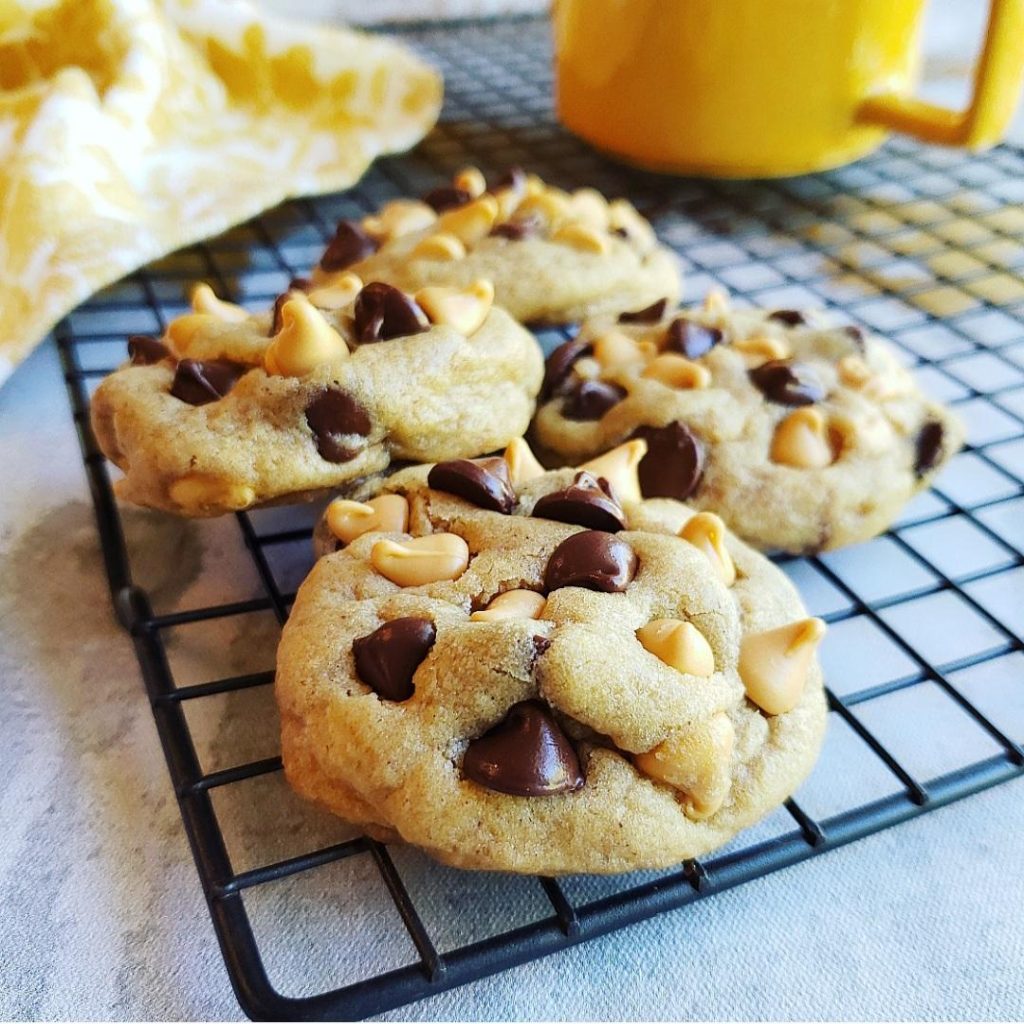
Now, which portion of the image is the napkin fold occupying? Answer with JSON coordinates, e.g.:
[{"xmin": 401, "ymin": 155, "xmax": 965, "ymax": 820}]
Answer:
[{"xmin": 0, "ymin": 0, "xmax": 443, "ymax": 385}]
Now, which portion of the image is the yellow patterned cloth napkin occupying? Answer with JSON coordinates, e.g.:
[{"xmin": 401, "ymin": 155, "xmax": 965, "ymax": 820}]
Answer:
[{"xmin": 0, "ymin": 0, "xmax": 443, "ymax": 385}]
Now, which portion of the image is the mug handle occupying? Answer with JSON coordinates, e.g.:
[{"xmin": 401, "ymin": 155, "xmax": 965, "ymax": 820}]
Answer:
[{"xmin": 857, "ymin": 0, "xmax": 1024, "ymax": 149}]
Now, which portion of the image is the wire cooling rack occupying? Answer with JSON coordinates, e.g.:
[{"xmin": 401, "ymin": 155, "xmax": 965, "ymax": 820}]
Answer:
[{"xmin": 57, "ymin": 16, "xmax": 1024, "ymax": 1022}]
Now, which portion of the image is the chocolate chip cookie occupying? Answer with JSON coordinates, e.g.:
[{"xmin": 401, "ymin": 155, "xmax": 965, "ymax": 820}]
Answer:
[
  {"xmin": 90, "ymin": 278, "xmax": 543, "ymax": 515},
  {"xmin": 530, "ymin": 296, "xmax": 964, "ymax": 553},
  {"xmin": 309, "ymin": 167, "xmax": 681, "ymax": 325},
  {"xmin": 280, "ymin": 439, "xmax": 827, "ymax": 874}
]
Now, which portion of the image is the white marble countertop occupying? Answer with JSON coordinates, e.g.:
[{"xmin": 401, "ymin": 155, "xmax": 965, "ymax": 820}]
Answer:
[{"xmin": 2, "ymin": 4, "xmax": 1023, "ymax": 1020}]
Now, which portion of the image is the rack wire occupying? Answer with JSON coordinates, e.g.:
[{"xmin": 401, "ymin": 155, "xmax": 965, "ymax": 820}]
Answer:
[{"xmin": 57, "ymin": 16, "xmax": 1024, "ymax": 1021}]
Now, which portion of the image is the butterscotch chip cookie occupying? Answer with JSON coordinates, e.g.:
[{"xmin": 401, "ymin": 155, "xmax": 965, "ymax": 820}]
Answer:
[
  {"xmin": 90, "ymin": 278, "xmax": 542, "ymax": 516},
  {"xmin": 308, "ymin": 167, "xmax": 681, "ymax": 324},
  {"xmin": 530, "ymin": 297, "xmax": 964, "ymax": 553},
  {"xmin": 280, "ymin": 440, "xmax": 827, "ymax": 875}
]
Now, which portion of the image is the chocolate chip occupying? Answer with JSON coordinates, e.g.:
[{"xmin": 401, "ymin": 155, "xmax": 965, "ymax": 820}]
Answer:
[
  {"xmin": 170, "ymin": 359, "xmax": 246, "ymax": 406},
  {"xmin": 544, "ymin": 530, "xmax": 637, "ymax": 594},
  {"xmin": 664, "ymin": 318, "xmax": 721, "ymax": 360},
  {"xmin": 842, "ymin": 325, "xmax": 866, "ymax": 351},
  {"xmin": 288, "ymin": 277, "xmax": 311, "ymax": 292},
  {"xmin": 541, "ymin": 337, "xmax": 593, "ymax": 399},
  {"xmin": 490, "ymin": 166, "xmax": 527, "ymax": 193},
  {"xmin": 631, "ymin": 422, "xmax": 705, "ymax": 500},
  {"xmin": 320, "ymin": 220, "xmax": 378, "ymax": 272},
  {"xmin": 421, "ymin": 185, "xmax": 473, "ymax": 213},
  {"xmin": 618, "ymin": 298, "xmax": 668, "ymax": 324},
  {"xmin": 128, "ymin": 334, "xmax": 170, "ymax": 366},
  {"xmin": 353, "ymin": 282, "xmax": 429, "ymax": 343},
  {"xmin": 532, "ymin": 472, "xmax": 626, "ymax": 532},
  {"xmin": 305, "ymin": 388, "xmax": 372, "ymax": 462},
  {"xmin": 563, "ymin": 380, "xmax": 626, "ymax": 421},
  {"xmin": 914, "ymin": 420, "xmax": 945, "ymax": 478},
  {"xmin": 768, "ymin": 309, "xmax": 807, "ymax": 326},
  {"xmin": 353, "ymin": 617, "xmax": 436, "ymax": 702},
  {"xmin": 427, "ymin": 457, "xmax": 516, "ymax": 513},
  {"xmin": 490, "ymin": 215, "xmax": 542, "ymax": 241},
  {"xmin": 611, "ymin": 226, "xmax": 630, "ymax": 239},
  {"xmin": 749, "ymin": 359, "xmax": 826, "ymax": 406},
  {"xmin": 531, "ymin": 634, "xmax": 552, "ymax": 660},
  {"xmin": 463, "ymin": 700, "xmax": 584, "ymax": 796},
  {"xmin": 271, "ymin": 291, "xmax": 292, "ymax": 335}
]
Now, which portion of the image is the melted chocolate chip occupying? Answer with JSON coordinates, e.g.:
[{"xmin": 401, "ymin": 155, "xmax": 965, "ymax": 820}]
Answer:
[
  {"xmin": 427, "ymin": 457, "xmax": 516, "ymax": 513},
  {"xmin": 749, "ymin": 359, "xmax": 826, "ymax": 406},
  {"xmin": 531, "ymin": 634, "xmax": 552, "ymax": 660},
  {"xmin": 463, "ymin": 700, "xmax": 584, "ymax": 797},
  {"xmin": 631, "ymin": 422, "xmax": 705, "ymax": 501},
  {"xmin": 353, "ymin": 282, "xmax": 429, "ymax": 343},
  {"xmin": 532, "ymin": 472, "xmax": 626, "ymax": 532},
  {"xmin": 170, "ymin": 359, "xmax": 246, "ymax": 406},
  {"xmin": 320, "ymin": 220, "xmax": 378, "ymax": 271},
  {"xmin": 563, "ymin": 380, "xmax": 626, "ymax": 421},
  {"xmin": 128, "ymin": 334, "xmax": 170, "ymax": 366},
  {"xmin": 768, "ymin": 309, "xmax": 807, "ymax": 326},
  {"xmin": 288, "ymin": 277, "xmax": 311, "ymax": 292},
  {"xmin": 914, "ymin": 420, "xmax": 945, "ymax": 478},
  {"xmin": 422, "ymin": 185, "xmax": 473, "ymax": 212},
  {"xmin": 490, "ymin": 166, "xmax": 527, "ymax": 193},
  {"xmin": 353, "ymin": 617, "xmax": 436, "ymax": 702},
  {"xmin": 618, "ymin": 298, "xmax": 668, "ymax": 324},
  {"xmin": 305, "ymin": 388, "xmax": 372, "ymax": 462},
  {"xmin": 664, "ymin": 318, "xmax": 722, "ymax": 360},
  {"xmin": 544, "ymin": 530, "xmax": 637, "ymax": 594},
  {"xmin": 541, "ymin": 337, "xmax": 593, "ymax": 400},
  {"xmin": 611, "ymin": 226, "xmax": 630, "ymax": 239}
]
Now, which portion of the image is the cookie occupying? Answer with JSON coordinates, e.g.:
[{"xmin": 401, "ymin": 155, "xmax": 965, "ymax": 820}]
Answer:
[
  {"xmin": 280, "ymin": 439, "xmax": 827, "ymax": 875},
  {"xmin": 530, "ymin": 295, "xmax": 964, "ymax": 553},
  {"xmin": 90, "ymin": 278, "xmax": 543, "ymax": 516},
  {"xmin": 308, "ymin": 167, "xmax": 681, "ymax": 325}
]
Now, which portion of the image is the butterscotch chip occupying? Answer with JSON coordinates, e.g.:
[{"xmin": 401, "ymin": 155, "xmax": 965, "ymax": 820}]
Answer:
[
  {"xmin": 679, "ymin": 512, "xmax": 736, "ymax": 587},
  {"xmin": 641, "ymin": 353, "xmax": 711, "ymax": 389},
  {"xmin": 410, "ymin": 233, "xmax": 467, "ymax": 261},
  {"xmin": 578, "ymin": 440, "xmax": 647, "ymax": 503},
  {"xmin": 436, "ymin": 196, "xmax": 499, "ymax": 245},
  {"xmin": 739, "ymin": 618, "xmax": 826, "ymax": 715},
  {"xmin": 371, "ymin": 533, "xmax": 470, "ymax": 586},
  {"xmin": 636, "ymin": 619, "xmax": 715, "ymax": 678},
  {"xmin": 771, "ymin": 408, "xmax": 836, "ymax": 468},
  {"xmin": 190, "ymin": 283, "xmax": 249, "ymax": 322},
  {"xmin": 415, "ymin": 280, "xmax": 494, "ymax": 335},
  {"xmin": 531, "ymin": 303, "xmax": 963, "ymax": 553},
  {"xmin": 326, "ymin": 494, "xmax": 409, "ymax": 545},
  {"xmin": 264, "ymin": 295, "xmax": 349, "ymax": 377},
  {"xmin": 551, "ymin": 222, "xmax": 610, "ymax": 254},
  {"xmin": 362, "ymin": 199, "xmax": 437, "ymax": 241},
  {"xmin": 502, "ymin": 437, "xmax": 545, "ymax": 485},
  {"xmin": 290, "ymin": 454, "xmax": 827, "ymax": 873},
  {"xmin": 470, "ymin": 589, "xmax": 547, "ymax": 622}
]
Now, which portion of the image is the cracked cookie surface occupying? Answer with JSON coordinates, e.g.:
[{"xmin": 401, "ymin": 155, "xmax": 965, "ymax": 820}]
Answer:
[
  {"xmin": 90, "ymin": 279, "xmax": 543, "ymax": 516},
  {"xmin": 530, "ymin": 299, "xmax": 964, "ymax": 553},
  {"xmin": 309, "ymin": 167, "xmax": 681, "ymax": 325},
  {"xmin": 280, "ymin": 441, "xmax": 827, "ymax": 874}
]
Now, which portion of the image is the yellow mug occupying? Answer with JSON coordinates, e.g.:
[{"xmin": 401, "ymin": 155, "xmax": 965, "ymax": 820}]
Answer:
[{"xmin": 553, "ymin": 0, "xmax": 1024, "ymax": 178}]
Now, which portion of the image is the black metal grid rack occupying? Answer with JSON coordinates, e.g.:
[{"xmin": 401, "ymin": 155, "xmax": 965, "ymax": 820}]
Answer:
[{"xmin": 56, "ymin": 16, "xmax": 1024, "ymax": 1022}]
